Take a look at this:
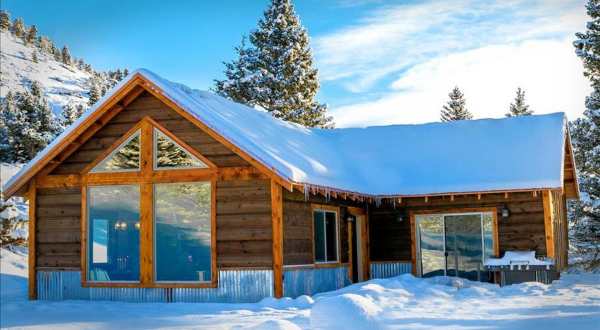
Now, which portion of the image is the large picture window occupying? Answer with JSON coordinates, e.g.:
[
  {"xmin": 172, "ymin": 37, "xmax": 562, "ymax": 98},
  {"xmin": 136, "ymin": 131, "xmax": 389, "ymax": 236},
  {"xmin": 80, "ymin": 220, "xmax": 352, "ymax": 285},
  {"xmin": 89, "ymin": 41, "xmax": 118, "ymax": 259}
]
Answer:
[
  {"xmin": 313, "ymin": 209, "xmax": 338, "ymax": 263},
  {"xmin": 88, "ymin": 185, "xmax": 140, "ymax": 282},
  {"xmin": 154, "ymin": 182, "xmax": 212, "ymax": 282},
  {"xmin": 83, "ymin": 118, "xmax": 216, "ymax": 288}
]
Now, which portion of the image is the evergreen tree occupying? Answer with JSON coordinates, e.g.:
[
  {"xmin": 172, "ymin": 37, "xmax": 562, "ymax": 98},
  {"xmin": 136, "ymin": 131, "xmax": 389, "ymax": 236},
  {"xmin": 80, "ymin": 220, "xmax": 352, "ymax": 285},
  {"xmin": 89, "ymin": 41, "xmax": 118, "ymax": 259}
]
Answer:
[
  {"xmin": 39, "ymin": 36, "xmax": 50, "ymax": 53},
  {"xmin": 32, "ymin": 51, "xmax": 38, "ymax": 63},
  {"xmin": 440, "ymin": 86, "xmax": 473, "ymax": 122},
  {"xmin": 88, "ymin": 82, "xmax": 101, "ymax": 106},
  {"xmin": 25, "ymin": 24, "xmax": 37, "ymax": 45},
  {"xmin": 214, "ymin": 0, "xmax": 332, "ymax": 128},
  {"xmin": 12, "ymin": 17, "xmax": 24, "ymax": 38},
  {"xmin": 572, "ymin": 0, "xmax": 600, "ymax": 270},
  {"xmin": 0, "ymin": 11, "xmax": 10, "ymax": 30},
  {"xmin": 506, "ymin": 87, "xmax": 533, "ymax": 117},
  {"xmin": 0, "ymin": 92, "xmax": 12, "ymax": 162},
  {"xmin": 61, "ymin": 103, "xmax": 85, "ymax": 127},
  {"xmin": 0, "ymin": 82, "xmax": 61, "ymax": 162},
  {"xmin": 0, "ymin": 199, "xmax": 26, "ymax": 247},
  {"xmin": 52, "ymin": 44, "xmax": 61, "ymax": 62},
  {"xmin": 61, "ymin": 46, "xmax": 71, "ymax": 65}
]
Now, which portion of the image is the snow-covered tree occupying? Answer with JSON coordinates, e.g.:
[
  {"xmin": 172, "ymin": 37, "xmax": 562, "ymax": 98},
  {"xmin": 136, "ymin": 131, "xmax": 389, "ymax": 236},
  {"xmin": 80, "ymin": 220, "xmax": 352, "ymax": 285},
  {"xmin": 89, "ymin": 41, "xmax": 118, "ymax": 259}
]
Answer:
[
  {"xmin": 0, "ymin": 11, "xmax": 10, "ymax": 31},
  {"xmin": 214, "ymin": 0, "xmax": 332, "ymax": 128},
  {"xmin": 571, "ymin": 0, "xmax": 600, "ymax": 270},
  {"xmin": 61, "ymin": 46, "xmax": 71, "ymax": 65},
  {"xmin": 506, "ymin": 87, "xmax": 533, "ymax": 117},
  {"xmin": 0, "ymin": 82, "xmax": 61, "ymax": 162},
  {"xmin": 61, "ymin": 103, "xmax": 85, "ymax": 127},
  {"xmin": 32, "ymin": 51, "xmax": 38, "ymax": 63},
  {"xmin": 88, "ymin": 82, "xmax": 101, "ymax": 106},
  {"xmin": 440, "ymin": 87, "xmax": 473, "ymax": 122},
  {"xmin": 25, "ymin": 25, "xmax": 37, "ymax": 45},
  {"xmin": 12, "ymin": 17, "xmax": 24, "ymax": 38},
  {"xmin": 39, "ymin": 36, "xmax": 50, "ymax": 53},
  {"xmin": 0, "ymin": 198, "xmax": 26, "ymax": 247}
]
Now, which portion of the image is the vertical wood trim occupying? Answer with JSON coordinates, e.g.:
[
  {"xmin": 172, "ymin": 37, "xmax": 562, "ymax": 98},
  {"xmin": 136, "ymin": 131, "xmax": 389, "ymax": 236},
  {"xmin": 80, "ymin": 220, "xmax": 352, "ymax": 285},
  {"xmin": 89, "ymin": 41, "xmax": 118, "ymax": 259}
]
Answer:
[
  {"xmin": 211, "ymin": 177, "xmax": 218, "ymax": 286},
  {"xmin": 80, "ymin": 183, "xmax": 88, "ymax": 285},
  {"xmin": 140, "ymin": 183, "xmax": 153, "ymax": 286},
  {"xmin": 362, "ymin": 213, "xmax": 370, "ymax": 281},
  {"xmin": 542, "ymin": 190, "xmax": 555, "ymax": 258},
  {"xmin": 409, "ymin": 212, "xmax": 417, "ymax": 276},
  {"xmin": 141, "ymin": 121, "xmax": 153, "ymax": 178},
  {"xmin": 347, "ymin": 220, "xmax": 353, "ymax": 282},
  {"xmin": 492, "ymin": 210, "xmax": 500, "ymax": 257},
  {"xmin": 270, "ymin": 179, "xmax": 283, "ymax": 298},
  {"xmin": 27, "ymin": 180, "xmax": 36, "ymax": 300}
]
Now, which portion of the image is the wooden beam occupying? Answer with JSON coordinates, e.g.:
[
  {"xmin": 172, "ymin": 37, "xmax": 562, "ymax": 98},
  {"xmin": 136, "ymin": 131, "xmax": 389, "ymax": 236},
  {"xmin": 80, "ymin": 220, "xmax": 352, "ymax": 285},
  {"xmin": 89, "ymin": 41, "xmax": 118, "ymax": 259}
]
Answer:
[
  {"xmin": 409, "ymin": 212, "xmax": 417, "ymax": 276},
  {"xmin": 217, "ymin": 167, "xmax": 268, "ymax": 181},
  {"xmin": 140, "ymin": 183, "xmax": 153, "ymax": 286},
  {"xmin": 36, "ymin": 174, "xmax": 81, "ymax": 188},
  {"xmin": 270, "ymin": 179, "xmax": 283, "ymax": 298},
  {"xmin": 347, "ymin": 220, "xmax": 353, "ymax": 282},
  {"xmin": 27, "ymin": 180, "xmax": 36, "ymax": 300},
  {"xmin": 80, "ymin": 184, "xmax": 87, "ymax": 285},
  {"xmin": 542, "ymin": 190, "xmax": 555, "ymax": 258}
]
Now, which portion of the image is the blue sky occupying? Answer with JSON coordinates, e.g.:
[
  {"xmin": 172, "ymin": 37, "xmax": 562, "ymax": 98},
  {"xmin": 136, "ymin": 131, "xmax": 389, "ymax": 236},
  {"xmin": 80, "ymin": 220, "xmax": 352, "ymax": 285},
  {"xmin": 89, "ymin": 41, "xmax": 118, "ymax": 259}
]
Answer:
[{"xmin": 0, "ymin": 0, "xmax": 591, "ymax": 127}]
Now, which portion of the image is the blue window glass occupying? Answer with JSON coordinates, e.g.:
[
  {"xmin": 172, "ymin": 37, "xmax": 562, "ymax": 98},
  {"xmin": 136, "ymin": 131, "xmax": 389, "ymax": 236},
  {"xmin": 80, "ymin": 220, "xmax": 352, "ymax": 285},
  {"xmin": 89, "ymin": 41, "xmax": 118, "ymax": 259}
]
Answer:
[
  {"xmin": 154, "ymin": 182, "xmax": 212, "ymax": 282},
  {"xmin": 88, "ymin": 185, "xmax": 140, "ymax": 282}
]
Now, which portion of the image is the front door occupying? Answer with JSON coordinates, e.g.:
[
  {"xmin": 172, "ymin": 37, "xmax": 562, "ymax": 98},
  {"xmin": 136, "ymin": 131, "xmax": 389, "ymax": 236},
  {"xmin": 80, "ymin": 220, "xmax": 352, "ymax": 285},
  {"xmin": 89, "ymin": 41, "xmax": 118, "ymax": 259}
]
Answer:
[
  {"xmin": 416, "ymin": 211, "xmax": 495, "ymax": 281},
  {"xmin": 348, "ymin": 213, "xmax": 365, "ymax": 283}
]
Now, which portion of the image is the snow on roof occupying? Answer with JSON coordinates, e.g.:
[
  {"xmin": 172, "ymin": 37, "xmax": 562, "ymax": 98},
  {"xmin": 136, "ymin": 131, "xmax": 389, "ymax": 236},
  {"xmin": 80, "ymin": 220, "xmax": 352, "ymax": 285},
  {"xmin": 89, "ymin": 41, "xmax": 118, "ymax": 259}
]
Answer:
[{"xmin": 3, "ymin": 69, "xmax": 568, "ymax": 197}]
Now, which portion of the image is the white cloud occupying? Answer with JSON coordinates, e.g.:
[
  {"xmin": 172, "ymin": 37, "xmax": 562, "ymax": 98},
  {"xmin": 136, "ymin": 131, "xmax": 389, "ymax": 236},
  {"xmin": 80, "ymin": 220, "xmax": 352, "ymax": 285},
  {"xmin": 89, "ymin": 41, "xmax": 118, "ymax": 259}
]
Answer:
[{"xmin": 330, "ymin": 38, "xmax": 591, "ymax": 127}]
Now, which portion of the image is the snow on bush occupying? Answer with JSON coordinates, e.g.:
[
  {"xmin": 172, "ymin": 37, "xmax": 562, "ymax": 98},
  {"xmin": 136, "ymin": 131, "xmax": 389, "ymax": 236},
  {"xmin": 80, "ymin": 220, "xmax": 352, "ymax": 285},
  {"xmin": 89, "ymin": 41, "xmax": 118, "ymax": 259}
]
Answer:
[{"xmin": 310, "ymin": 293, "xmax": 382, "ymax": 330}]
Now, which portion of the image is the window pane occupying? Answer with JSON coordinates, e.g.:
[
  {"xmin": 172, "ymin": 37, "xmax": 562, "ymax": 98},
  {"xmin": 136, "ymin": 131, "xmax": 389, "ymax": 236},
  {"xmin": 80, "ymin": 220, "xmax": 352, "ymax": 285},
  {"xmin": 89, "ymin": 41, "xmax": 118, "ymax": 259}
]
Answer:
[
  {"xmin": 88, "ymin": 185, "xmax": 140, "ymax": 282},
  {"xmin": 417, "ymin": 214, "xmax": 445, "ymax": 277},
  {"xmin": 155, "ymin": 129, "xmax": 207, "ymax": 169},
  {"xmin": 482, "ymin": 212, "xmax": 494, "ymax": 261},
  {"xmin": 313, "ymin": 211, "xmax": 325, "ymax": 262},
  {"xmin": 92, "ymin": 131, "xmax": 140, "ymax": 172},
  {"xmin": 325, "ymin": 212, "xmax": 338, "ymax": 262},
  {"xmin": 155, "ymin": 182, "xmax": 212, "ymax": 282}
]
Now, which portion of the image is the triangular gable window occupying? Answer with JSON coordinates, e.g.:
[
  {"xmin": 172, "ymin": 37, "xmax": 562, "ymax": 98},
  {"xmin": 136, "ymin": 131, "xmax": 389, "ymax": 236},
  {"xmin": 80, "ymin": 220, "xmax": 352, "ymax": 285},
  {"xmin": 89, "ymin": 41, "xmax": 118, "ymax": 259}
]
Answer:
[
  {"xmin": 154, "ymin": 129, "xmax": 208, "ymax": 169},
  {"xmin": 91, "ymin": 130, "xmax": 141, "ymax": 173}
]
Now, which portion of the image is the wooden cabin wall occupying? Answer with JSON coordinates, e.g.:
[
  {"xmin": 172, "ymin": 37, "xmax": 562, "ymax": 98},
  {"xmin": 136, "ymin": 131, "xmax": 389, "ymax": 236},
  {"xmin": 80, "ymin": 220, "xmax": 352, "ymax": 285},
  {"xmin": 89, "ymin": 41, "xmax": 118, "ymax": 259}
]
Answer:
[
  {"xmin": 36, "ymin": 92, "xmax": 273, "ymax": 270},
  {"xmin": 369, "ymin": 192, "xmax": 548, "ymax": 262},
  {"xmin": 35, "ymin": 187, "xmax": 81, "ymax": 269},
  {"xmin": 282, "ymin": 190, "xmax": 365, "ymax": 265},
  {"xmin": 51, "ymin": 92, "xmax": 248, "ymax": 175},
  {"xmin": 551, "ymin": 190, "xmax": 569, "ymax": 270}
]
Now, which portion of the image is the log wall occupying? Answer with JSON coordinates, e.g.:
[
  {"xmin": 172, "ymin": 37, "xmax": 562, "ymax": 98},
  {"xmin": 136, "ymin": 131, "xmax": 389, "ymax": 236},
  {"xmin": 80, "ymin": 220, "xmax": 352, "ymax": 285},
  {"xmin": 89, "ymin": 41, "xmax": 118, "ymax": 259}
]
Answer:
[
  {"xmin": 552, "ymin": 190, "xmax": 569, "ymax": 270},
  {"xmin": 369, "ymin": 192, "xmax": 548, "ymax": 262}
]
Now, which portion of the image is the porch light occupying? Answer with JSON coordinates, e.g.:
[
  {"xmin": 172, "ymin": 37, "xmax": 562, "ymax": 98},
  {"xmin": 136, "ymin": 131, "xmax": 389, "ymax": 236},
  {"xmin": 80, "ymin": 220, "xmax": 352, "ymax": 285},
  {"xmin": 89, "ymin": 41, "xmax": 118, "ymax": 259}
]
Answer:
[
  {"xmin": 501, "ymin": 205, "xmax": 510, "ymax": 218},
  {"xmin": 396, "ymin": 215, "xmax": 404, "ymax": 223},
  {"xmin": 346, "ymin": 215, "xmax": 355, "ymax": 223}
]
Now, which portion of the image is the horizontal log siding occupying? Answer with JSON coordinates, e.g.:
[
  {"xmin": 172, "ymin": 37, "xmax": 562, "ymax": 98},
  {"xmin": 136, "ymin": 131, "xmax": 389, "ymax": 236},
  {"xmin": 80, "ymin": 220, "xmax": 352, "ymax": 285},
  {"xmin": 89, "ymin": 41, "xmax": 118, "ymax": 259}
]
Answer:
[
  {"xmin": 369, "ymin": 192, "xmax": 548, "ymax": 262},
  {"xmin": 36, "ymin": 187, "xmax": 81, "ymax": 268},
  {"xmin": 282, "ymin": 190, "xmax": 357, "ymax": 265},
  {"xmin": 216, "ymin": 179, "xmax": 273, "ymax": 267},
  {"xmin": 552, "ymin": 190, "xmax": 569, "ymax": 270},
  {"xmin": 52, "ymin": 92, "xmax": 248, "ymax": 174}
]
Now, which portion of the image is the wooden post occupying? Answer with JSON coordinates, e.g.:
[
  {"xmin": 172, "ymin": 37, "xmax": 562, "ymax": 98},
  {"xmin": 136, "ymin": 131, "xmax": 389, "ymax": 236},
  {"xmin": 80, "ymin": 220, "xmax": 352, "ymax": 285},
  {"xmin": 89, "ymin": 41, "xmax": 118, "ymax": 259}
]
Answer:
[
  {"xmin": 270, "ymin": 179, "xmax": 283, "ymax": 298},
  {"xmin": 27, "ymin": 180, "xmax": 37, "ymax": 300},
  {"xmin": 140, "ymin": 183, "xmax": 153, "ymax": 286},
  {"xmin": 542, "ymin": 190, "xmax": 555, "ymax": 258},
  {"xmin": 347, "ymin": 220, "xmax": 353, "ymax": 282}
]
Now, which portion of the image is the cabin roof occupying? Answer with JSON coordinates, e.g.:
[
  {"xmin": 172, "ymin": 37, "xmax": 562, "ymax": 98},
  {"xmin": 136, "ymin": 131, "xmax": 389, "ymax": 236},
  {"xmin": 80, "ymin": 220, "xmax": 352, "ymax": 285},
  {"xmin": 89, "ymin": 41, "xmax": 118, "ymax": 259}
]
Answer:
[{"xmin": 3, "ymin": 69, "xmax": 578, "ymax": 199}]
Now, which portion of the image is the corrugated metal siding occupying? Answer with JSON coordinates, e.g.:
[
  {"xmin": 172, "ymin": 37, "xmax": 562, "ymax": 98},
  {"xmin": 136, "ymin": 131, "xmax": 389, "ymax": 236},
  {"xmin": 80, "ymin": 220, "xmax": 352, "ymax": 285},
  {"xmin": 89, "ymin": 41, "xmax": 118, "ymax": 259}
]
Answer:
[
  {"xmin": 283, "ymin": 266, "xmax": 350, "ymax": 298},
  {"xmin": 37, "ymin": 269, "xmax": 273, "ymax": 303},
  {"xmin": 370, "ymin": 262, "xmax": 412, "ymax": 279}
]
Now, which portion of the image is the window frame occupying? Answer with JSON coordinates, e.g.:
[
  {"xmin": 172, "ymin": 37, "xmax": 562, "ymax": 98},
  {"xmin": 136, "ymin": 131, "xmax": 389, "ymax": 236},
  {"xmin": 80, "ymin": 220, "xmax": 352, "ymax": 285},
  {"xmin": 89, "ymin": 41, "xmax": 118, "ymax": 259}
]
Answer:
[
  {"xmin": 153, "ymin": 128, "xmax": 209, "ymax": 171},
  {"xmin": 410, "ymin": 207, "xmax": 499, "ymax": 278},
  {"xmin": 81, "ymin": 116, "xmax": 218, "ymax": 288},
  {"xmin": 88, "ymin": 130, "xmax": 142, "ymax": 174},
  {"xmin": 311, "ymin": 204, "xmax": 341, "ymax": 265}
]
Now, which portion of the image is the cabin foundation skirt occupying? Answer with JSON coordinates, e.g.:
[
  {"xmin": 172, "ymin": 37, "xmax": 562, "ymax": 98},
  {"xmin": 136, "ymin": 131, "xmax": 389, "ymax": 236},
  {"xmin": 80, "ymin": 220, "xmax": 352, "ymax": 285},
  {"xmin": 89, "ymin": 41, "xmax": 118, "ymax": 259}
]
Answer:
[
  {"xmin": 283, "ymin": 265, "xmax": 350, "ymax": 298},
  {"xmin": 370, "ymin": 261, "xmax": 412, "ymax": 279},
  {"xmin": 36, "ymin": 269, "xmax": 273, "ymax": 302}
]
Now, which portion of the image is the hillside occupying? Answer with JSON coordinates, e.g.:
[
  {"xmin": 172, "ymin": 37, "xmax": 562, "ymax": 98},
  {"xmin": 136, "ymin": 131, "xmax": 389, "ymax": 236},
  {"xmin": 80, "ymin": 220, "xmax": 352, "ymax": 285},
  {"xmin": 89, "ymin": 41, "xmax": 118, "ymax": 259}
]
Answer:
[{"xmin": 0, "ymin": 30, "xmax": 92, "ymax": 114}]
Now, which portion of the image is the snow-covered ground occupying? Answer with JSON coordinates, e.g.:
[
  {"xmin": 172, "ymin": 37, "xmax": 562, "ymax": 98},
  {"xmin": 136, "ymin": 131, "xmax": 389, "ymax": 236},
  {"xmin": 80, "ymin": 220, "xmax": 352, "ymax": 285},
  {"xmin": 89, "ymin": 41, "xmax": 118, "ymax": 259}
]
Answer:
[{"xmin": 1, "ymin": 248, "xmax": 599, "ymax": 330}]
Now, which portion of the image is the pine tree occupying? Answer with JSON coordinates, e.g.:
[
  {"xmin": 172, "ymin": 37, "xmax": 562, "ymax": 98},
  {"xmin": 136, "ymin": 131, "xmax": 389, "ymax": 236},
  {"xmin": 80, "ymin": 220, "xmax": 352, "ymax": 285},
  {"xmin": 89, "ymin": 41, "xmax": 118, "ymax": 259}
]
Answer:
[
  {"xmin": 51, "ymin": 44, "xmax": 61, "ymax": 62},
  {"xmin": 214, "ymin": 0, "xmax": 332, "ymax": 128},
  {"xmin": 32, "ymin": 51, "xmax": 38, "ymax": 63},
  {"xmin": 572, "ymin": 0, "xmax": 600, "ymax": 270},
  {"xmin": 0, "ymin": 199, "xmax": 26, "ymax": 247},
  {"xmin": 0, "ymin": 11, "xmax": 10, "ymax": 31},
  {"xmin": 61, "ymin": 46, "xmax": 71, "ymax": 65},
  {"xmin": 25, "ymin": 25, "xmax": 37, "ymax": 45},
  {"xmin": 506, "ymin": 87, "xmax": 533, "ymax": 117},
  {"xmin": 88, "ymin": 82, "xmax": 101, "ymax": 106},
  {"xmin": 61, "ymin": 103, "xmax": 85, "ymax": 127},
  {"xmin": 440, "ymin": 86, "xmax": 473, "ymax": 122},
  {"xmin": 39, "ymin": 36, "xmax": 50, "ymax": 53},
  {"xmin": 12, "ymin": 17, "xmax": 24, "ymax": 38},
  {"xmin": 0, "ymin": 92, "xmax": 12, "ymax": 162},
  {"xmin": 0, "ymin": 82, "xmax": 61, "ymax": 162}
]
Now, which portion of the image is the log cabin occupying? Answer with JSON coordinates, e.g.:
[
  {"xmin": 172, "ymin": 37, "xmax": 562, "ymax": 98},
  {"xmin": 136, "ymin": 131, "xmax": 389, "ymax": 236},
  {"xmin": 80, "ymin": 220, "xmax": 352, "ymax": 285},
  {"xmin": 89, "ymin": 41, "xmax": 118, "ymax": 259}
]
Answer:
[{"xmin": 2, "ymin": 69, "xmax": 578, "ymax": 302}]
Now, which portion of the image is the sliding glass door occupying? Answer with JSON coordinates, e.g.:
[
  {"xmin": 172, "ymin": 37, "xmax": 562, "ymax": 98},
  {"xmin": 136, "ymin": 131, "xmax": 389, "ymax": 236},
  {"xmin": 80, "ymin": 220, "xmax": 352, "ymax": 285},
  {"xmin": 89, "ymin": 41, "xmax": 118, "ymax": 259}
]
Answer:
[{"xmin": 416, "ymin": 211, "xmax": 495, "ymax": 281}]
